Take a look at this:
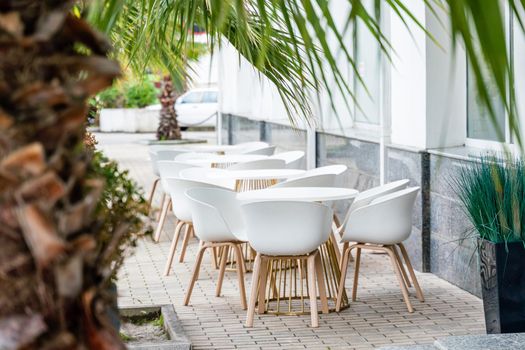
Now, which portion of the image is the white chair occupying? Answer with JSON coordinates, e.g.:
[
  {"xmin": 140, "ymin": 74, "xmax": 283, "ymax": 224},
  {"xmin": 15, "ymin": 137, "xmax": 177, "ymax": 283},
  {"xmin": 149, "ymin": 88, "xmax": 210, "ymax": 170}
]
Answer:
[
  {"xmin": 147, "ymin": 148, "xmax": 187, "ymax": 210},
  {"xmin": 179, "ymin": 167, "xmax": 236, "ymax": 189},
  {"xmin": 241, "ymin": 145, "xmax": 276, "ymax": 156},
  {"xmin": 270, "ymin": 151, "xmax": 305, "ymax": 169},
  {"xmin": 336, "ymin": 187, "xmax": 424, "ymax": 313},
  {"xmin": 271, "ymin": 173, "xmax": 336, "ymax": 188},
  {"xmin": 163, "ymin": 179, "xmax": 226, "ymax": 275},
  {"xmin": 174, "ymin": 152, "xmax": 216, "ymax": 161},
  {"xmin": 242, "ymin": 201, "xmax": 333, "ymax": 328},
  {"xmin": 231, "ymin": 141, "xmax": 269, "ymax": 152},
  {"xmin": 152, "ymin": 161, "xmax": 195, "ymax": 242},
  {"xmin": 184, "ymin": 188, "xmax": 248, "ymax": 309},
  {"xmin": 227, "ymin": 158, "xmax": 285, "ymax": 170}
]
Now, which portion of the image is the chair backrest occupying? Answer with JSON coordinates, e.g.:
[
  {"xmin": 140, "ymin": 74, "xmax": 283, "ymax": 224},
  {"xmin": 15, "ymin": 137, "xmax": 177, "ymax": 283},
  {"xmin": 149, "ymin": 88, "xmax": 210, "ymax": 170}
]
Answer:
[
  {"xmin": 156, "ymin": 149, "xmax": 186, "ymax": 161},
  {"xmin": 272, "ymin": 173, "xmax": 336, "ymax": 188},
  {"xmin": 241, "ymin": 145, "xmax": 276, "ymax": 156},
  {"xmin": 303, "ymin": 165, "xmax": 348, "ymax": 176},
  {"xmin": 149, "ymin": 150, "xmax": 160, "ymax": 176},
  {"xmin": 157, "ymin": 161, "xmax": 194, "ymax": 190},
  {"xmin": 179, "ymin": 167, "xmax": 235, "ymax": 189},
  {"xmin": 342, "ymin": 187, "xmax": 420, "ymax": 245},
  {"xmin": 164, "ymin": 178, "xmax": 225, "ymax": 222},
  {"xmin": 227, "ymin": 158, "xmax": 285, "ymax": 170},
  {"xmin": 234, "ymin": 141, "xmax": 269, "ymax": 150},
  {"xmin": 186, "ymin": 188, "xmax": 245, "ymax": 242},
  {"xmin": 350, "ymin": 179, "xmax": 410, "ymax": 212},
  {"xmin": 242, "ymin": 201, "xmax": 333, "ymax": 256},
  {"xmin": 174, "ymin": 152, "xmax": 216, "ymax": 161},
  {"xmin": 271, "ymin": 151, "xmax": 305, "ymax": 169}
]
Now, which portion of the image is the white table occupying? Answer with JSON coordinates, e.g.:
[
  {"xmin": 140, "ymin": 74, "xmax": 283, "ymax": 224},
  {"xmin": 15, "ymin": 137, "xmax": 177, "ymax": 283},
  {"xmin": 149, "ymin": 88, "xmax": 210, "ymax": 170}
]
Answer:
[
  {"xmin": 238, "ymin": 187, "xmax": 358, "ymax": 202},
  {"xmin": 181, "ymin": 154, "xmax": 268, "ymax": 168},
  {"xmin": 210, "ymin": 169, "xmax": 306, "ymax": 191},
  {"xmin": 237, "ymin": 186, "xmax": 359, "ymax": 314}
]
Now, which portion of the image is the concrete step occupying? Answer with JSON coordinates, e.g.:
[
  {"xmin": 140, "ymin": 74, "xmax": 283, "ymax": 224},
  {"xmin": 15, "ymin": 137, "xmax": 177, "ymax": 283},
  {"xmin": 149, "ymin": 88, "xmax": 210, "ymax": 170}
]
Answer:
[{"xmin": 379, "ymin": 333, "xmax": 525, "ymax": 350}]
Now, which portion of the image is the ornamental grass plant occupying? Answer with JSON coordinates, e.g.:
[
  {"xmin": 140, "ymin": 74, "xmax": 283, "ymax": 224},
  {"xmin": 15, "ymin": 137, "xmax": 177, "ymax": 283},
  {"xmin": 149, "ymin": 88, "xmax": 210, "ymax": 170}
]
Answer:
[{"xmin": 453, "ymin": 155, "xmax": 525, "ymax": 244}]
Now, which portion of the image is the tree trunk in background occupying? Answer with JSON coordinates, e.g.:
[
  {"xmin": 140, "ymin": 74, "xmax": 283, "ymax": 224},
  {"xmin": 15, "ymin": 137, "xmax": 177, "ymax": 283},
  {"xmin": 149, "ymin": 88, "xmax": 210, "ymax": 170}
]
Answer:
[
  {"xmin": 156, "ymin": 75, "xmax": 182, "ymax": 140},
  {"xmin": 0, "ymin": 2, "xmax": 123, "ymax": 349}
]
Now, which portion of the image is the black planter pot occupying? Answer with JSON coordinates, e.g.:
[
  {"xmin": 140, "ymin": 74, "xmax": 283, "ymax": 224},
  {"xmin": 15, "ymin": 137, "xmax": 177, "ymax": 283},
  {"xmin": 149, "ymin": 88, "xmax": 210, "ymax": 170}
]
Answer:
[{"xmin": 479, "ymin": 238, "xmax": 525, "ymax": 334}]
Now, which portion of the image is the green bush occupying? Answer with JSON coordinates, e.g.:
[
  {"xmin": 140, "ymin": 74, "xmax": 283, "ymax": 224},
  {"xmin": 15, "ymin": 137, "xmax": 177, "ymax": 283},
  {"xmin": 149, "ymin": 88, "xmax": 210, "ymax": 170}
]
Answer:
[
  {"xmin": 452, "ymin": 155, "xmax": 525, "ymax": 244},
  {"xmin": 97, "ymin": 79, "xmax": 158, "ymax": 108},
  {"xmin": 98, "ymin": 85, "xmax": 125, "ymax": 108},
  {"xmin": 124, "ymin": 80, "xmax": 158, "ymax": 108}
]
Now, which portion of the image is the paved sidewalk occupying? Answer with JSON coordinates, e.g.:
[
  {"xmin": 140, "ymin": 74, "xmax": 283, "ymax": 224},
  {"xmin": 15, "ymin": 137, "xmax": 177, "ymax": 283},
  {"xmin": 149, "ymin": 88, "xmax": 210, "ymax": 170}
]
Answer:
[{"xmin": 96, "ymin": 132, "xmax": 485, "ymax": 350}]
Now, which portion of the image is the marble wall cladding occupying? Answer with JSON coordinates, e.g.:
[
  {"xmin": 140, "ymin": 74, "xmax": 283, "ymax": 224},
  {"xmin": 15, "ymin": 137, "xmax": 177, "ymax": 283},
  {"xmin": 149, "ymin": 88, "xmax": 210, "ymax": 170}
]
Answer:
[
  {"xmin": 221, "ymin": 114, "xmax": 230, "ymax": 144},
  {"xmin": 385, "ymin": 146, "xmax": 427, "ymax": 272},
  {"xmin": 265, "ymin": 122, "xmax": 307, "ymax": 153},
  {"xmin": 429, "ymin": 154, "xmax": 481, "ymax": 297},
  {"xmin": 316, "ymin": 132, "xmax": 380, "ymax": 191},
  {"xmin": 229, "ymin": 115, "xmax": 261, "ymax": 145}
]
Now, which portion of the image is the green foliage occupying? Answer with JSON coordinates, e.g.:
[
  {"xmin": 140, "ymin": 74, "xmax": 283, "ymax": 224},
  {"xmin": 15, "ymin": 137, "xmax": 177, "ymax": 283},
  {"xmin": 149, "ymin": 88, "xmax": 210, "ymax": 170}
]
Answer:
[
  {"xmin": 124, "ymin": 80, "xmax": 158, "ymax": 108},
  {"xmin": 98, "ymin": 85, "xmax": 125, "ymax": 108},
  {"xmin": 96, "ymin": 79, "xmax": 158, "ymax": 109},
  {"xmin": 89, "ymin": 150, "xmax": 150, "ymax": 281},
  {"xmin": 452, "ymin": 155, "xmax": 525, "ymax": 244}
]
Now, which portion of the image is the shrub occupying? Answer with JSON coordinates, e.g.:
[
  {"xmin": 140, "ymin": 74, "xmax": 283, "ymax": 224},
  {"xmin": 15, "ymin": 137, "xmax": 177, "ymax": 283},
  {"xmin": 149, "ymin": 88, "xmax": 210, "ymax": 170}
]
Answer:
[
  {"xmin": 452, "ymin": 155, "xmax": 525, "ymax": 244},
  {"xmin": 124, "ymin": 80, "xmax": 158, "ymax": 108},
  {"xmin": 98, "ymin": 85, "xmax": 125, "ymax": 108}
]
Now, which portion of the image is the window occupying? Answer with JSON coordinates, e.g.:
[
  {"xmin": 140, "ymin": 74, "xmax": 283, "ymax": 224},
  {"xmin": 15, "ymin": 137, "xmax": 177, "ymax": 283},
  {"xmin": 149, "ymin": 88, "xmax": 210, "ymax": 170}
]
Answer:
[
  {"xmin": 353, "ymin": 1, "xmax": 381, "ymax": 125},
  {"xmin": 180, "ymin": 92, "xmax": 203, "ymax": 104},
  {"xmin": 466, "ymin": 4, "xmax": 510, "ymax": 143},
  {"xmin": 202, "ymin": 91, "xmax": 218, "ymax": 103}
]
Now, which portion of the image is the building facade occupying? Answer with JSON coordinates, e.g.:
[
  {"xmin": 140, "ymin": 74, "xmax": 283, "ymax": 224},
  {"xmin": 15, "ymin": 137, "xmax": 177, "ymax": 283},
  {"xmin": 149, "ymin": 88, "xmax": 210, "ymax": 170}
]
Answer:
[{"xmin": 216, "ymin": 1, "xmax": 523, "ymax": 297}]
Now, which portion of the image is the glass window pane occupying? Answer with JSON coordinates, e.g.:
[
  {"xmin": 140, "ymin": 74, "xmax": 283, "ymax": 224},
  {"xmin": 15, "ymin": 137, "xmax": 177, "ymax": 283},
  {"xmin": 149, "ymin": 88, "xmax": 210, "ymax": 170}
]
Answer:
[{"xmin": 353, "ymin": 3, "xmax": 380, "ymax": 125}]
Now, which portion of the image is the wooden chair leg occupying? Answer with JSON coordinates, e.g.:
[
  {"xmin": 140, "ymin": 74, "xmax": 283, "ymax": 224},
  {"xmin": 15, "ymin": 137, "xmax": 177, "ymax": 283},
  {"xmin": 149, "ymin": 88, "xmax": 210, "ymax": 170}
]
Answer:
[
  {"xmin": 315, "ymin": 252, "xmax": 329, "ymax": 314},
  {"xmin": 164, "ymin": 221, "xmax": 184, "ymax": 276},
  {"xmin": 156, "ymin": 193, "xmax": 166, "ymax": 221},
  {"xmin": 233, "ymin": 243, "xmax": 247, "ymax": 310},
  {"xmin": 392, "ymin": 244, "xmax": 412, "ymax": 288},
  {"xmin": 147, "ymin": 178, "xmax": 159, "ymax": 212},
  {"xmin": 216, "ymin": 246, "xmax": 229, "ymax": 297},
  {"xmin": 352, "ymin": 247, "xmax": 362, "ymax": 302},
  {"xmin": 257, "ymin": 256, "xmax": 269, "ymax": 314},
  {"xmin": 178, "ymin": 224, "xmax": 193, "ymax": 263},
  {"xmin": 211, "ymin": 247, "xmax": 219, "ymax": 269},
  {"xmin": 385, "ymin": 246, "xmax": 414, "ymax": 313},
  {"xmin": 398, "ymin": 243, "xmax": 425, "ymax": 302},
  {"xmin": 246, "ymin": 253, "xmax": 262, "ymax": 327},
  {"xmin": 333, "ymin": 214, "xmax": 353, "ymax": 262},
  {"xmin": 153, "ymin": 197, "xmax": 171, "ymax": 242},
  {"xmin": 307, "ymin": 254, "xmax": 319, "ymax": 328},
  {"xmin": 335, "ymin": 245, "xmax": 352, "ymax": 312},
  {"xmin": 183, "ymin": 244, "xmax": 208, "ymax": 306}
]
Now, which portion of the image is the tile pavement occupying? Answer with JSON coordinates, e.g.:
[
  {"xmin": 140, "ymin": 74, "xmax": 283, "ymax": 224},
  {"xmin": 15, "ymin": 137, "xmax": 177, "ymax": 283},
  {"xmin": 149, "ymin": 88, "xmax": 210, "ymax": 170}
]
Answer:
[{"xmin": 95, "ymin": 132, "xmax": 485, "ymax": 350}]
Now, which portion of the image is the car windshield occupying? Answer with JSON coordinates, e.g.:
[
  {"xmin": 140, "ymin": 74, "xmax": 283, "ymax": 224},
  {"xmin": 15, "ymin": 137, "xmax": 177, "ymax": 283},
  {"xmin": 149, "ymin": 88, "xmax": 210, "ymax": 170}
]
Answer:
[
  {"xmin": 180, "ymin": 92, "xmax": 203, "ymax": 104},
  {"xmin": 202, "ymin": 91, "xmax": 218, "ymax": 103}
]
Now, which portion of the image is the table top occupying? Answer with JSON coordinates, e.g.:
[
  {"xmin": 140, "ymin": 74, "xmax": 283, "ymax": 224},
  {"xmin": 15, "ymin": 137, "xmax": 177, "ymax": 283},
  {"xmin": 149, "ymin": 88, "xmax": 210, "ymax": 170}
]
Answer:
[
  {"xmin": 209, "ymin": 169, "xmax": 305, "ymax": 180},
  {"xmin": 237, "ymin": 187, "xmax": 359, "ymax": 202},
  {"xmin": 182, "ymin": 154, "xmax": 268, "ymax": 165}
]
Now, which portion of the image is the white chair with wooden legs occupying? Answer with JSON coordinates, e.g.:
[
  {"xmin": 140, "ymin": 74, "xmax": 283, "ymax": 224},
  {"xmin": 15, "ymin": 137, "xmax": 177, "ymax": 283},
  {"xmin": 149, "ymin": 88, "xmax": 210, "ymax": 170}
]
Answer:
[
  {"xmin": 242, "ymin": 201, "xmax": 333, "ymax": 328},
  {"xmin": 147, "ymin": 148, "xmax": 187, "ymax": 213},
  {"xmin": 179, "ymin": 167, "xmax": 236, "ymax": 189},
  {"xmin": 228, "ymin": 141, "xmax": 269, "ymax": 154},
  {"xmin": 336, "ymin": 187, "xmax": 425, "ymax": 313},
  {"xmin": 184, "ymin": 188, "xmax": 248, "ymax": 309},
  {"xmin": 270, "ymin": 151, "xmax": 305, "ymax": 169},
  {"xmin": 240, "ymin": 145, "xmax": 276, "ymax": 156},
  {"xmin": 153, "ymin": 161, "xmax": 194, "ymax": 242},
  {"xmin": 271, "ymin": 173, "xmax": 336, "ymax": 188},
  {"xmin": 227, "ymin": 158, "xmax": 285, "ymax": 170},
  {"xmin": 163, "ymin": 179, "xmax": 226, "ymax": 276},
  {"xmin": 173, "ymin": 152, "xmax": 217, "ymax": 161}
]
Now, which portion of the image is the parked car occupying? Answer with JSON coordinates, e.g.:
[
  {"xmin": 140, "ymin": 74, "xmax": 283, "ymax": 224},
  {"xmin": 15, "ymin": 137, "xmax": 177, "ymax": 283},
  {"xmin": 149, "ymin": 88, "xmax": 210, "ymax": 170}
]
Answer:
[{"xmin": 175, "ymin": 88, "xmax": 218, "ymax": 128}]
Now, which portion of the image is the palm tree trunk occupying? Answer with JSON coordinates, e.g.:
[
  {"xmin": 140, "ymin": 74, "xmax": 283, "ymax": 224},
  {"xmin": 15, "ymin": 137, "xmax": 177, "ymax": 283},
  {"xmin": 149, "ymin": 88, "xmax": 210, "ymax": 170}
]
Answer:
[
  {"xmin": 0, "ymin": 2, "xmax": 124, "ymax": 349},
  {"xmin": 156, "ymin": 75, "xmax": 182, "ymax": 140}
]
